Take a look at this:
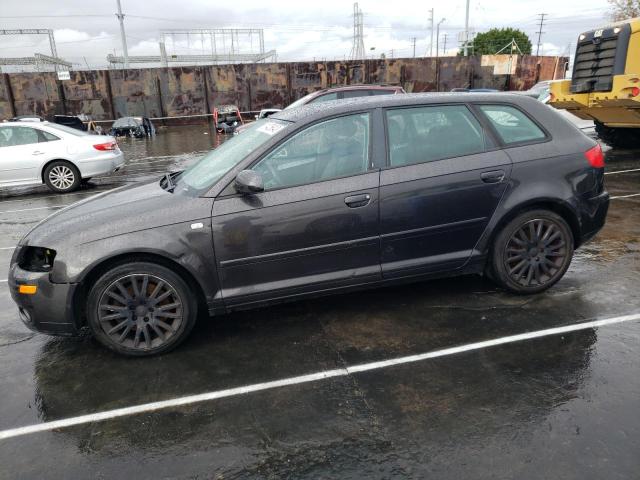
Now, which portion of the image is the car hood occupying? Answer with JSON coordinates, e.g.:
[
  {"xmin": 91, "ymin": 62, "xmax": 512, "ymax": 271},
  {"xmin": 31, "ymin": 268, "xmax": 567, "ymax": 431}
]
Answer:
[{"xmin": 20, "ymin": 180, "xmax": 214, "ymax": 248}]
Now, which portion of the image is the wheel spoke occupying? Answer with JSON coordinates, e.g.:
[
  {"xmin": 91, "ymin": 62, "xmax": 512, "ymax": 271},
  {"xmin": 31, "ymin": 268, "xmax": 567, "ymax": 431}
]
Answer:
[
  {"xmin": 142, "ymin": 324, "xmax": 151, "ymax": 349},
  {"xmin": 156, "ymin": 320, "xmax": 175, "ymax": 333},
  {"xmin": 100, "ymin": 305, "xmax": 128, "ymax": 312},
  {"xmin": 133, "ymin": 327, "xmax": 142, "ymax": 348},
  {"xmin": 151, "ymin": 323, "xmax": 165, "ymax": 340},
  {"xmin": 140, "ymin": 275, "xmax": 149, "ymax": 297},
  {"xmin": 157, "ymin": 302, "xmax": 180, "ymax": 312},
  {"xmin": 114, "ymin": 281, "xmax": 132, "ymax": 300},
  {"xmin": 509, "ymin": 259, "xmax": 527, "ymax": 275},
  {"xmin": 131, "ymin": 276, "xmax": 140, "ymax": 297},
  {"xmin": 543, "ymin": 231, "xmax": 561, "ymax": 246},
  {"xmin": 107, "ymin": 320, "xmax": 129, "ymax": 335},
  {"xmin": 155, "ymin": 311, "xmax": 181, "ymax": 319},
  {"xmin": 118, "ymin": 324, "xmax": 133, "ymax": 343},
  {"xmin": 100, "ymin": 312, "xmax": 128, "ymax": 322},
  {"xmin": 525, "ymin": 264, "xmax": 534, "ymax": 286},
  {"xmin": 149, "ymin": 281, "xmax": 165, "ymax": 299}
]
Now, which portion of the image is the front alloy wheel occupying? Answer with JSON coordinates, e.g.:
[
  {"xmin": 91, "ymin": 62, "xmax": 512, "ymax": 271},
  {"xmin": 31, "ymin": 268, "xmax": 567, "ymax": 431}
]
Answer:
[
  {"xmin": 98, "ymin": 274, "xmax": 184, "ymax": 350},
  {"xmin": 87, "ymin": 262, "xmax": 197, "ymax": 356}
]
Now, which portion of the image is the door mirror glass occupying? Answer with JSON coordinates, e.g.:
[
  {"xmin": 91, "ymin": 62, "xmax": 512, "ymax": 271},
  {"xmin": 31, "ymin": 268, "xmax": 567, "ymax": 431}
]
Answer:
[{"xmin": 235, "ymin": 170, "xmax": 264, "ymax": 194}]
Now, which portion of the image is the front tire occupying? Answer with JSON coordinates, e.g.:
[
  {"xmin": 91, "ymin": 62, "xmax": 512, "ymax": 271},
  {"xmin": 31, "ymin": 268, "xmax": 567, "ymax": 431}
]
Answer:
[
  {"xmin": 44, "ymin": 161, "xmax": 81, "ymax": 193},
  {"xmin": 490, "ymin": 210, "xmax": 574, "ymax": 294},
  {"xmin": 86, "ymin": 262, "xmax": 197, "ymax": 356}
]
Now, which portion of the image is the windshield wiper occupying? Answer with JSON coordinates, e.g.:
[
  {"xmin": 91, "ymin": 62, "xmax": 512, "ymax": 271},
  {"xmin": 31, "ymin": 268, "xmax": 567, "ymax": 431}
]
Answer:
[{"xmin": 161, "ymin": 172, "xmax": 176, "ymax": 192}]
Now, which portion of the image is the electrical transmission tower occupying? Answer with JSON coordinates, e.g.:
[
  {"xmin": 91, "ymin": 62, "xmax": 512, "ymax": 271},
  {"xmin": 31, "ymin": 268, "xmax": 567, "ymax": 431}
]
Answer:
[
  {"xmin": 349, "ymin": 2, "xmax": 365, "ymax": 60},
  {"xmin": 535, "ymin": 13, "xmax": 547, "ymax": 56}
]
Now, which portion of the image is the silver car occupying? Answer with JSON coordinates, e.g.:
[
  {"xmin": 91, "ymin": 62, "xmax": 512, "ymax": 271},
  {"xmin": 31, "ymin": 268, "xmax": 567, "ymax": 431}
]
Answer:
[{"xmin": 0, "ymin": 121, "xmax": 125, "ymax": 193}]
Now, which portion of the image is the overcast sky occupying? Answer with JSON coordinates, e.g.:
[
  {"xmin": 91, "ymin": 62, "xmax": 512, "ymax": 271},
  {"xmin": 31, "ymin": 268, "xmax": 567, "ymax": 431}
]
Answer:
[{"xmin": 1, "ymin": 0, "xmax": 609, "ymax": 70}]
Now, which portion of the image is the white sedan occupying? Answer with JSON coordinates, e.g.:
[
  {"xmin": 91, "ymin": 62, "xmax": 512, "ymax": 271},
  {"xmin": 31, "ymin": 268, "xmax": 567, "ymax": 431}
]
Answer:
[{"xmin": 0, "ymin": 121, "xmax": 125, "ymax": 193}]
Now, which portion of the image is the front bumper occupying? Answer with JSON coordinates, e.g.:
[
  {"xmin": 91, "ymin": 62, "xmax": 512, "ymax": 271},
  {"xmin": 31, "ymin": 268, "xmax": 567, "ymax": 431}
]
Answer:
[
  {"xmin": 8, "ymin": 263, "xmax": 80, "ymax": 336},
  {"xmin": 578, "ymin": 191, "xmax": 610, "ymax": 245}
]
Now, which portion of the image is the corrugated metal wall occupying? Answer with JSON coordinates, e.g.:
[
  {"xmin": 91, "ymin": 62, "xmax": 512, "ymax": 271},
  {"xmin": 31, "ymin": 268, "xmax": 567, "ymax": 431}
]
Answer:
[{"xmin": 0, "ymin": 55, "xmax": 566, "ymax": 122}]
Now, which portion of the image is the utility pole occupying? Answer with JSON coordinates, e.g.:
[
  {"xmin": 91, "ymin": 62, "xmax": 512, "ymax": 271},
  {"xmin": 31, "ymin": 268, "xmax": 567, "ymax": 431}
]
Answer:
[
  {"xmin": 463, "ymin": 0, "xmax": 471, "ymax": 56},
  {"xmin": 443, "ymin": 33, "xmax": 448, "ymax": 56},
  {"xmin": 115, "ymin": 0, "xmax": 129, "ymax": 68},
  {"xmin": 428, "ymin": 8, "xmax": 434, "ymax": 57},
  {"xmin": 412, "ymin": 37, "xmax": 416, "ymax": 57},
  {"xmin": 436, "ymin": 18, "xmax": 445, "ymax": 58},
  {"xmin": 535, "ymin": 13, "xmax": 547, "ymax": 56}
]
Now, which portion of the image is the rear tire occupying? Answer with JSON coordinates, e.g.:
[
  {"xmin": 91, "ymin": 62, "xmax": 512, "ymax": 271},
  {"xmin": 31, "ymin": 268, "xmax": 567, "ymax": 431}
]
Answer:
[
  {"xmin": 43, "ymin": 161, "xmax": 81, "ymax": 193},
  {"xmin": 86, "ymin": 262, "xmax": 198, "ymax": 356},
  {"xmin": 490, "ymin": 210, "xmax": 574, "ymax": 294},
  {"xmin": 595, "ymin": 122, "xmax": 640, "ymax": 149}
]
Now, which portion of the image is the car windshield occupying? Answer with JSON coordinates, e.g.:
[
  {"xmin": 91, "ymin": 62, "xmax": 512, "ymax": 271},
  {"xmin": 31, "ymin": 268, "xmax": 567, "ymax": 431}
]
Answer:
[
  {"xmin": 113, "ymin": 117, "xmax": 142, "ymax": 128},
  {"xmin": 45, "ymin": 123, "xmax": 91, "ymax": 136},
  {"xmin": 285, "ymin": 92, "xmax": 317, "ymax": 110},
  {"xmin": 174, "ymin": 119, "xmax": 290, "ymax": 194}
]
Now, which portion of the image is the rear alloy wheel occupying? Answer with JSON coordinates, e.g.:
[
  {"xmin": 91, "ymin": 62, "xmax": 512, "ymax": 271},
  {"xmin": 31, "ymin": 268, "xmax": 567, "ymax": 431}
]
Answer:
[
  {"xmin": 87, "ymin": 262, "xmax": 197, "ymax": 356},
  {"xmin": 491, "ymin": 210, "xmax": 574, "ymax": 294},
  {"xmin": 44, "ymin": 161, "xmax": 81, "ymax": 193}
]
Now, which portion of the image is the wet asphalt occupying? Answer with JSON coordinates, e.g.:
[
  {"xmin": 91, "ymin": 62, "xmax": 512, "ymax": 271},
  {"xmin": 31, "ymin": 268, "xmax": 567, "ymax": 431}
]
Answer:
[{"xmin": 0, "ymin": 125, "xmax": 639, "ymax": 479}]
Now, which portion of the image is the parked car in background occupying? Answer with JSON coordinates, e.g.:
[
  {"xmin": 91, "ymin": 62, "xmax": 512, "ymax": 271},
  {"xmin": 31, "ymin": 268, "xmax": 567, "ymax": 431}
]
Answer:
[
  {"xmin": 235, "ymin": 84, "xmax": 405, "ymax": 134},
  {"xmin": 52, "ymin": 115, "xmax": 87, "ymax": 131},
  {"xmin": 0, "ymin": 121, "xmax": 124, "ymax": 193},
  {"xmin": 8, "ymin": 93, "xmax": 608, "ymax": 356},
  {"xmin": 110, "ymin": 116, "xmax": 156, "ymax": 138},
  {"xmin": 214, "ymin": 105, "xmax": 243, "ymax": 134},
  {"xmin": 517, "ymin": 80, "xmax": 551, "ymax": 99}
]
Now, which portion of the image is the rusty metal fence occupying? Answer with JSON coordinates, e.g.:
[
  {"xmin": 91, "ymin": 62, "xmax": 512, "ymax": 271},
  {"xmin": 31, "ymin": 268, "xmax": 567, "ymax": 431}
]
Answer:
[{"xmin": 0, "ymin": 55, "xmax": 567, "ymax": 123}]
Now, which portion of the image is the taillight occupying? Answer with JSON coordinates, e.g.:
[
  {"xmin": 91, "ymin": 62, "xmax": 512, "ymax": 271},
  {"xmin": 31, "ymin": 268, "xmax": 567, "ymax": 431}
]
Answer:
[
  {"xmin": 93, "ymin": 141, "xmax": 117, "ymax": 151},
  {"xmin": 585, "ymin": 144, "xmax": 604, "ymax": 168},
  {"xmin": 631, "ymin": 86, "xmax": 640, "ymax": 97}
]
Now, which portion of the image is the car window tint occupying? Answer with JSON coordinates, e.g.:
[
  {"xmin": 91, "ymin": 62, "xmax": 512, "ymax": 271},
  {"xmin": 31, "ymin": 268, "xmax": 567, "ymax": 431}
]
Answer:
[
  {"xmin": 0, "ymin": 127, "xmax": 39, "ymax": 147},
  {"xmin": 308, "ymin": 92, "xmax": 338, "ymax": 103},
  {"xmin": 370, "ymin": 89, "xmax": 397, "ymax": 95},
  {"xmin": 40, "ymin": 130, "xmax": 60, "ymax": 142},
  {"xmin": 342, "ymin": 90, "xmax": 371, "ymax": 99},
  {"xmin": 386, "ymin": 105, "xmax": 486, "ymax": 167},
  {"xmin": 479, "ymin": 105, "xmax": 546, "ymax": 144},
  {"xmin": 253, "ymin": 113, "xmax": 370, "ymax": 190}
]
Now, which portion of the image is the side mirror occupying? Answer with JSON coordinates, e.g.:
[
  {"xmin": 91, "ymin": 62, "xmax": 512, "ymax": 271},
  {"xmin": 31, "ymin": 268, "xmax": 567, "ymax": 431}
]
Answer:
[{"xmin": 235, "ymin": 170, "xmax": 264, "ymax": 194}]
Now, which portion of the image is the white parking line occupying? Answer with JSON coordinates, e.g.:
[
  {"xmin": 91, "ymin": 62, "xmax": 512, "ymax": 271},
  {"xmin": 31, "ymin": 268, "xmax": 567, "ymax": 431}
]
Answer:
[
  {"xmin": 0, "ymin": 205, "xmax": 67, "ymax": 215},
  {"xmin": 605, "ymin": 167, "xmax": 640, "ymax": 175},
  {"xmin": 0, "ymin": 312, "xmax": 638, "ymax": 441},
  {"xmin": 610, "ymin": 193, "xmax": 640, "ymax": 200}
]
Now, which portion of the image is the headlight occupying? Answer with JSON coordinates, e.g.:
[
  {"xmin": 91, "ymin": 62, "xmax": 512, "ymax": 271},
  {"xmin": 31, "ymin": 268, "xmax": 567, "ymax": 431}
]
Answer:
[{"xmin": 18, "ymin": 247, "xmax": 57, "ymax": 272}]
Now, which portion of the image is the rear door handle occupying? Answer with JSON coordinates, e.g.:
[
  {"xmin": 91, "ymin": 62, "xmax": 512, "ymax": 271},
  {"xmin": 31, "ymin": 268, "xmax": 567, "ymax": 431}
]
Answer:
[
  {"xmin": 344, "ymin": 193, "xmax": 371, "ymax": 208},
  {"xmin": 481, "ymin": 170, "xmax": 505, "ymax": 183},
  {"xmin": 32, "ymin": 151, "xmax": 45, "ymax": 156}
]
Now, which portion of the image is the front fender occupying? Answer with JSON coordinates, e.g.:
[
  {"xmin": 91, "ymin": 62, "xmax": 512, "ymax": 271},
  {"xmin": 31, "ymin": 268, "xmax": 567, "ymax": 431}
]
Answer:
[{"xmin": 50, "ymin": 219, "xmax": 222, "ymax": 309}]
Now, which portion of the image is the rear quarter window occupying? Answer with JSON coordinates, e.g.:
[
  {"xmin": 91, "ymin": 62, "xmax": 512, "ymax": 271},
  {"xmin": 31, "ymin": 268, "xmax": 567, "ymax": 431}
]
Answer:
[{"xmin": 479, "ymin": 105, "xmax": 547, "ymax": 145}]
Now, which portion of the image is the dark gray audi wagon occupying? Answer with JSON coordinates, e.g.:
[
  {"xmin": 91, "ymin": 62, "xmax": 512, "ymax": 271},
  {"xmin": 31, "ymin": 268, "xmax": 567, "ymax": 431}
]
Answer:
[{"xmin": 9, "ymin": 93, "xmax": 609, "ymax": 356}]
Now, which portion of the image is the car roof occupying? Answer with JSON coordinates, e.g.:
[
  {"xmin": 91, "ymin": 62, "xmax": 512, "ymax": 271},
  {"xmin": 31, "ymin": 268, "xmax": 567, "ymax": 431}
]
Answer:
[
  {"xmin": 1, "ymin": 121, "xmax": 51, "ymax": 128},
  {"xmin": 272, "ymin": 92, "xmax": 529, "ymax": 123},
  {"xmin": 312, "ymin": 84, "xmax": 403, "ymax": 95}
]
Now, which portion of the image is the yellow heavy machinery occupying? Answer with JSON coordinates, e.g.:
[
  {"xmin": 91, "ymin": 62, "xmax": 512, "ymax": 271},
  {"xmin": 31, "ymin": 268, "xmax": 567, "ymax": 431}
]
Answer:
[{"xmin": 550, "ymin": 18, "xmax": 640, "ymax": 148}]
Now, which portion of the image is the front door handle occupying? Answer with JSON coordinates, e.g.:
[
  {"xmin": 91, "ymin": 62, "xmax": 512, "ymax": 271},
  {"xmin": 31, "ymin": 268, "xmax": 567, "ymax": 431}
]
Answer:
[
  {"xmin": 344, "ymin": 193, "xmax": 371, "ymax": 208},
  {"xmin": 32, "ymin": 151, "xmax": 45, "ymax": 156},
  {"xmin": 481, "ymin": 170, "xmax": 505, "ymax": 183}
]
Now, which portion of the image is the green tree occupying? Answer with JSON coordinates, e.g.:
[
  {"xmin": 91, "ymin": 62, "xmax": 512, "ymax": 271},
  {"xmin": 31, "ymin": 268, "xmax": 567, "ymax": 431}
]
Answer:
[
  {"xmin": 609, "ymin": 0, "xmax": 640, "ymax": 20},
  {"xmin": 462, "ymin": 28, "xmax": 532, "ymax": 56}
]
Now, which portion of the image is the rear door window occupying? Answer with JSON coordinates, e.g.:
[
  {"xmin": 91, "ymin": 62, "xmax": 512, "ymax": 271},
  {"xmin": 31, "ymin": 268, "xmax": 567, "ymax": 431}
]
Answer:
[
  {"xmin": 386, "ymin": 105, "xmax": 487, "ymax": 167},
  {"xmin": 479, "ymin": 105, "xmax": 547, "ymax": 144}
]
